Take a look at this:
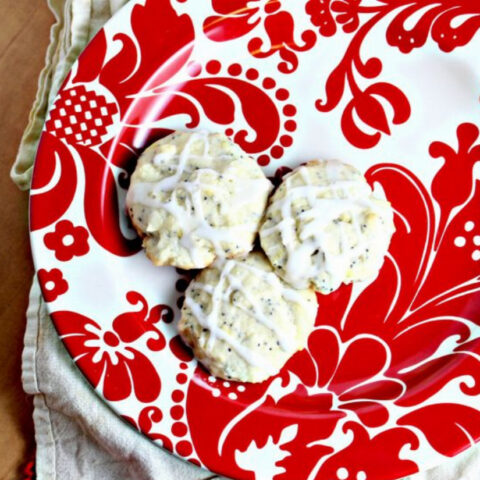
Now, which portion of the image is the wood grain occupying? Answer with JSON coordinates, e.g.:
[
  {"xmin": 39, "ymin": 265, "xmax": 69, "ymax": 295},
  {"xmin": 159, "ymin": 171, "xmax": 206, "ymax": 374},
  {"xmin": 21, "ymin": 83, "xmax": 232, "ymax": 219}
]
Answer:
[{"xmin": 0, "ymin": 2, "xmax": 53, "ymax": 478}]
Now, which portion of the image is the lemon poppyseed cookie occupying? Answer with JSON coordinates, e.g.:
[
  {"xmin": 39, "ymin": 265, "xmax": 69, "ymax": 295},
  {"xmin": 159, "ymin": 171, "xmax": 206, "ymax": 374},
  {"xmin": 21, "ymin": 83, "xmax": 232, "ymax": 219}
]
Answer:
[
  {"xmin": 126, "ymin": 131, "xmax": 273, "ymax": 269},
  {"xmin": 179, "ymin": 252, "xmax": 317, "ymax": 383},
  {"xmin": 260, "ymin": 160, "xmax": 395, "ymax": 293}
]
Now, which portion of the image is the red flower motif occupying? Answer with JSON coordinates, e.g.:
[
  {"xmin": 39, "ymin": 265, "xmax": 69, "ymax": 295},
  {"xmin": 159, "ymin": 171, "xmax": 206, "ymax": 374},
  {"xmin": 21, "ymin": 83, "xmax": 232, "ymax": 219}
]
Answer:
[
  {"xmin": 44, "ymin": 220, "xmax": 90, "ymax": 261},
  {"xmin": 54, "ymin": 292, "xmax": 172, "ymax": 402},
  {"xmin": 285, "ymin": 328, "xmax": 404, "ymax": 428},
  {"xmin": 306, "ymin": 0, "xmax": 337, "ymax": 37},
  {"xmin": 331, "ymin": 0, "xmax": 361, "ymax": 33},
  {"xmin": 204, "ymin": 0, "xmax": 317, "ymax": 73},
  {"xmin": 38, "ymin": 268, "xmax": 69, "ymax": 302}
]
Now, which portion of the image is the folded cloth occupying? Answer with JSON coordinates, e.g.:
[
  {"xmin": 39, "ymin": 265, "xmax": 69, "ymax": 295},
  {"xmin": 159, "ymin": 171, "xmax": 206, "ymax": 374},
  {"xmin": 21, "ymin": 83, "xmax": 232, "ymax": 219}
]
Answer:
[
  {"xmin": 23, "ymin": 279, "xmax": 217, "ymax": 479},
  {"xmin": 12, "ymin": 1, "xmax": 480, "ymax": 479}
]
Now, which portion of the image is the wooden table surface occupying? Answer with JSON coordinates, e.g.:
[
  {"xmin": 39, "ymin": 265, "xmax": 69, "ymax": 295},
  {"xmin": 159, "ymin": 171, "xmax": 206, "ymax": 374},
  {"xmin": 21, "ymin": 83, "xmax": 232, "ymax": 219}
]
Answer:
[{"xmin": 0, "ymin": 2, "xmax": 53, "ymax": 478}]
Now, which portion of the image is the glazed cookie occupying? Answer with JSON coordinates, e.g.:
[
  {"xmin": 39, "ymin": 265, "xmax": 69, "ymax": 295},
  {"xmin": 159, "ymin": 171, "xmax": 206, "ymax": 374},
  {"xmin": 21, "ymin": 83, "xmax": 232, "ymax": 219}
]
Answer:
[
  {"xmin": 260, "ymin": 160, "xmax": 395, "ymax": 293},
  {"xmin": 179, "ymin": 252, "xmax": 317, "ymax": 383},
  {"xmin": 126, "ymin": 131, "xmax": 273, "ymax": 269}
]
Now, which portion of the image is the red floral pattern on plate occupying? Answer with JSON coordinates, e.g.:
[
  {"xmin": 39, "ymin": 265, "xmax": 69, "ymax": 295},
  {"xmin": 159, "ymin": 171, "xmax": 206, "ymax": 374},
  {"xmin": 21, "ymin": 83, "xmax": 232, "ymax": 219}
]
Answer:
[
  {"xmin": 185, "ymin": 123, "xmax": 480, "ymax": 478},
  {"xmin": 29, "ymin": 0, "xmax": 480, "ymax": 478},
  {"xmin": 54, "ymin": 292, "xmax": 172, "ymax": 402},
  {"xmin": 203, "ymin": 0, "xmax": 317, "ymax": 73},
  {"xmin": 38, "ymin": 268, "xmax": 69, "ymax": 302},
  {"xmin": 310, "ymin": 0, "xmax": 480, "ymax": 148},
  {"xmin": 44, "ymin": 220, "xmax": 89, "ymax": 261}
]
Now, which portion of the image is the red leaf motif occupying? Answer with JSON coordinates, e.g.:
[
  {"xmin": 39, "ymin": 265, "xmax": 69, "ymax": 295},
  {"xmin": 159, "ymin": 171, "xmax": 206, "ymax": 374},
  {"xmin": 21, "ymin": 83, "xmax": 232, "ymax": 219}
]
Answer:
[
  {"xmin": 389, "ymin": 319, "xmax": 471, "ymax": 377},
  {"xmin": 30, "ymin": 132, "xmax": 77, "ymax": 231},
  {"xmin": 366, "ymin": 82, "xmax": 411, "ymax": 126},
  {"xmin": 386, "ymin": 3, "xmax": 443, "ymax": 53},
  {"xmin": 365, "ymin": 164, "xmax": 435, "ymax": 320},
  {"xmin": 315, "ymin": 64, "xmax": 346, "ymax": 112},
  {"xmin": 340, "ymin": 380, "xmax": 403, "ymax": 403},
  {"xmin": 102, "ymin": 355, "xmax": 132, "ymax": 401},
  {"xmin": 169, "ymin": 335, "xmax": 194, "ymax": 362},
  {"xmin": 308, "ymin": 328, "xmax": 340, "ymax": 388},
  {"xmin": 399, "ymin": 404, "xmax": 480, "ymax": 456},
  {"xmin": 385, "ymin": 1, "xmax": 480, "ymax": 54},
  {"xmin": 74, "ymin": 30, "xmax": 108, "ymax": 84},
  {"xmin": 430, "ymin": 122, "xmax": 480, "ymax": 247},
  {"xmin": 432, "ymin": 7, "xmax": 480, "ymax": 52},
  {"xmin": 341, "ymin": 100, "xmax": 381, "ymax": 149},
  {"xmin": 353, "ymin": 91, "xmax": 390, "ymax": 134},
  {"xmin": 124, "ymin": 348, "xmax": 162, "ymax": 402}
]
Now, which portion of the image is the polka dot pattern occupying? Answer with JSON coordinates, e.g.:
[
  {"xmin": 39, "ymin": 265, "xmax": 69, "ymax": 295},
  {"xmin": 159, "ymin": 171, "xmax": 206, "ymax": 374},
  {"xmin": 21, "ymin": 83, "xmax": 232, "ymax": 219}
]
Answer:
[
  {"xmin": 172, "ymin": 421, "xmax": 188, "ymax": 437},
  {"xmin": 170, "ymin": 405, "xmax": 184, "ymax": 420},
  {"xmin": 176, "ymin": 373, "xmax": 188, "ymax": 385},
  {"xmin": 176, "ymin": 440, "xmax": 193, "ymax": 457},
  {"xmin": 172, "ymin": 390, "xmax": 184, "ymax": 403},
  {"xmin": 206, "ymin": 60, "xmax": 221, "ymax": 74},
  {"xmin": 228, "ymin": 63, "xmax": 242, "ymax": 76}
]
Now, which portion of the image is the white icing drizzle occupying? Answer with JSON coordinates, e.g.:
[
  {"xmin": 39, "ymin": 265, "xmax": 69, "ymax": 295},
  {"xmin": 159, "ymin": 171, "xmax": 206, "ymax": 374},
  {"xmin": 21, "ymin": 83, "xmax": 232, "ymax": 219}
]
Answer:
[
  {"xmin": 263, "ymin": 162, "xmax": 389, "ymax": 290},
  {"xmin": 127, "ymin": 132, "xmax": 272, "ymax": 263},
  {"xmin": 185, "ymin": 257, "xmax": 308, "ymax": 372}
]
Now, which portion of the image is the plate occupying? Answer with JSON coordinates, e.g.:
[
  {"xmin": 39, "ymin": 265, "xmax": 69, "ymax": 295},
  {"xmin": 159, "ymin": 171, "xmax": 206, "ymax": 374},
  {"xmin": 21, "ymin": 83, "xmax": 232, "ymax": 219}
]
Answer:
[{"xmin": 29, "ymin": 1, "xmax": 480, "ymax": 479}]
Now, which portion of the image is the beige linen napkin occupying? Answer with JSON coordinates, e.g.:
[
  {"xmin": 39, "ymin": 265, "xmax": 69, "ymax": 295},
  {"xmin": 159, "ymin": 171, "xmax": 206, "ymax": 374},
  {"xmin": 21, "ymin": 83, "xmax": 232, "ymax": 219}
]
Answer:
[{"xmin": 12, "ymin": 1, "xmax": 479, "ymax": 479}]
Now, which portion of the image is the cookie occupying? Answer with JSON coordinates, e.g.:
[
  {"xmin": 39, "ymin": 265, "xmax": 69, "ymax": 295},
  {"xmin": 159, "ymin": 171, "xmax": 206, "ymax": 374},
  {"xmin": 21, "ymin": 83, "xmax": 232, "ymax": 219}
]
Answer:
[
  {"xmin": 126, "ymin": 131, "xmax": 273, "ymax": 269},
  {"xmin": 260, "ymin": 160, "xmax": 395, "ymax": 293},
  {"xmin": 179, "ymin": 252, "xmax": 317, "ymax": 383}
]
